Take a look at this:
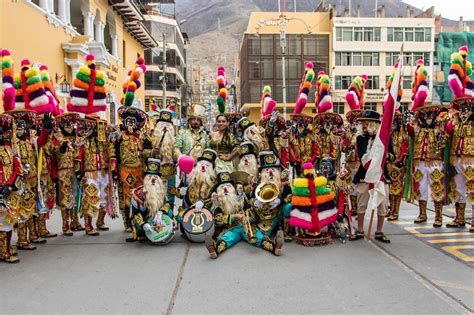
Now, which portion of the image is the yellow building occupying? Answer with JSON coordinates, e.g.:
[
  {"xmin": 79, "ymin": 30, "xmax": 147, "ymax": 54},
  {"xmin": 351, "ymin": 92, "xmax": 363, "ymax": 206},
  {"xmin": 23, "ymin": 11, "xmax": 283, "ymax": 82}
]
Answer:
[
  {"xmin": 239, "ymin": 12, "xmax": 333, "ymax": 123},
  {"xmin": 0, "ymin": 0, "xmax": 156, "ymax": 124}
]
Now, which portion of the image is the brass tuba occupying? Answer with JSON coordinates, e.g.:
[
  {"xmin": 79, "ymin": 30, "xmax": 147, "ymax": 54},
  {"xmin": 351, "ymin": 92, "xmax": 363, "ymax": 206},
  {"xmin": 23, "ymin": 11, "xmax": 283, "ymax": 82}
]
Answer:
[{"xmin": 255, "ymin": 181, "xmax": 280, "ymax": 204}]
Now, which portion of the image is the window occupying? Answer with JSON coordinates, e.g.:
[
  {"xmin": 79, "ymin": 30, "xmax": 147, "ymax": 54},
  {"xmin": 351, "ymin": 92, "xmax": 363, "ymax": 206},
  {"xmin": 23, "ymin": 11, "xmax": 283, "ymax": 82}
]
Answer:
[
  {"xmin": 335, "ymin": 52, "xmax": 378, "ymax": 66},
  {"xmin": 260, "ymin": 35, "xmax": 274, "ymax": 55},
  {"xmin": 261, "ymin": 58, "xmax": 274, "ymax": 79},
  {"xmin": 386, "ymin": 52, "xmax": 430, "ymax": 66},
  {"xmin": 248, "ymin": 37, "xmax": 260, "ymax": 55},
  {"xmin": 287, "ymin": 59, "xmax": 302, "ymax": 79},
  {"xmin": 415, "ymin": 28, "xmax": 424, "ymax": 42},
  {"xmin": 365, "ymin": 103, "xmax": 378, "ymax": 111},
  {"xmin": 402, "ymin": 76, "xmax": 412, "ymax": 89},
  {"xmin": 424, "ymin": 28, "xmax": 432, "ymax": 41},
  {"xmin": 365, "ymin": 76, "xmax": 379, "ymax": 90},
  {"xmin": 336, "ymin": 27, "xmax": 342, "ymax": 41},
  {"xmin": 333, "ymin": 102, "xmax": 345, "ymax": 114},
  {"xmin": 342, "ymin": 27, "xmax": 353, "ymax": 41},
  {"xmin": 387, "ymin": 27, "xmax": 432, "ymax": 42},
  {"xmin": 304, "ymin": 37, "xmax": 317, "ymax": 55},
  {"xmin": 352, "ymin": 52, "xmax": 362, "ymax": 66},
  {"xmin": 405, "ymin": 28, "xmax": 414, "ymax": 41},
  {"xmin": 354, "ymin": 27, "xmax": 363, "ymax": 41},
  {"xmin": 287, "ymin": 35, "xmax": 301, "ymax": 55},
  {"xmin": 249, "ymin": 82, "xmax": 262, "ymax": 102},
  {"xmin": 248, "ymin": 59, "xmax": 260, "ymax": 79},
  {"xmin": 335, "ymin": 76, "xmax": 352, "ymax": 90},
  {"xmin": 336, "ymin": 27, "xmax": 381, "ymax": 41},
  {"xmin": 387, "ymin": 28, "xmax": 394, "ymax": 41},
  {"xmin": 394, "ymin": 28, "xmax": 404, "ymax": 41},
  {"xmin": 122, "ymin": 40, "xmax": 126, "ymax": 67}
]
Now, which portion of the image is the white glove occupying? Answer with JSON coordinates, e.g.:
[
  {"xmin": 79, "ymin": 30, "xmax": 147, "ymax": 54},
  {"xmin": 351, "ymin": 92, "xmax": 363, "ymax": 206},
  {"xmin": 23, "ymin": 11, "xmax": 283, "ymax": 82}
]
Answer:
[
  {"xmin": 269, "ymin": 198, "xmax": 281, "ymax": 209},
  {"xmin": 153, "ymin": 211, "xmax": 163, "ymax": 226},
  {"xmin": 195, "ymin": 200, "xmax": 204, "ymax": 212},
  {"xmin": 254, "ymin": 199, "xmax": 263, "ymax": 208},
  {"xmin": 179, "ymin": 187, "xmax": 187, "ymax": 196}
]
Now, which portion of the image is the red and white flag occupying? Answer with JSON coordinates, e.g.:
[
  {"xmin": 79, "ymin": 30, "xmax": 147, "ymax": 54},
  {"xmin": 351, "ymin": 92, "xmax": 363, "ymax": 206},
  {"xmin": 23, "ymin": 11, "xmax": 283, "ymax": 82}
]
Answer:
[{"xmin": 362, "ymin": 45, "xmax": 403, "ymax": 210}]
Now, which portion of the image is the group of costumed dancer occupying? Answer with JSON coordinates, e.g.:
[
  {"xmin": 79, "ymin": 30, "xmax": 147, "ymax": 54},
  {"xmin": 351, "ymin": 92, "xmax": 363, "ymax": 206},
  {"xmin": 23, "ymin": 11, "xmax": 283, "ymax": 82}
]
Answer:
[{"xmin": 0, "ymin": 45, "xmax": 472, "ymax": 265}]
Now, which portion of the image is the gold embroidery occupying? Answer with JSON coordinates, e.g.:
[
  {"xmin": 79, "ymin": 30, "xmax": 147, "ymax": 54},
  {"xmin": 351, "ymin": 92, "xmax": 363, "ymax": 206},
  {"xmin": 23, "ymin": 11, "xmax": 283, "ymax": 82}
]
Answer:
[
  {"xmin": 413, "ymin": 169, "xmax": 423, "ymax": 182},
  {"xmin": 463, "ymin": 166, "xmax": 474, "ymax": 181},
  {"xmin": 429, "ymin": 169, "xmax": 444, "ymax": 182}
]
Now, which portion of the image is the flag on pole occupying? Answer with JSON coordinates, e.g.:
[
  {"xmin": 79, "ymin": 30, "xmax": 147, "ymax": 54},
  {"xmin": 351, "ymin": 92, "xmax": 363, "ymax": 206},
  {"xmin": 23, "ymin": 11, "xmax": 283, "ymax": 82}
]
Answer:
[{"xmin": 362, "ymin": 44, "xmax": 404, "ymax": 210}]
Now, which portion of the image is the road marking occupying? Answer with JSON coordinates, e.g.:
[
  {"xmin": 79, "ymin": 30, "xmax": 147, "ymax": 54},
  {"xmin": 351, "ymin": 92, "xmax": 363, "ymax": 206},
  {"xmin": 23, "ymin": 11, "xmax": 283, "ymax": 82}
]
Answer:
[
  {"xmin": 404, "ymin": 225, "xmax": 436, "ymax": 234},
  {"xmin": 428, "ymin": 238, "xmax": 474, "ymax": 244},
  {"xmin": 432, "ymin": 279, "xmax": 474, "ymax": 293},
  {"xmin": 441, "ymin": 245, "xmax": 474, "ymax": 262},
  {"xmin": 416, "ymin": 232, "xmax": 472, "ymax": 238},
  {"xmin": 369, "ymin": 241, "xmax": 472, "ymax": 313}
]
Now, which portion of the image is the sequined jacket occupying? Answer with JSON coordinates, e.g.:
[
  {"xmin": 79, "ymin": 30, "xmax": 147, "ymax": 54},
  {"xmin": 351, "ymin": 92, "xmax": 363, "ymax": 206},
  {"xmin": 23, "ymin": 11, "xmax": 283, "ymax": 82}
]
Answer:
[
  {"xmin": 75, "ymin": 135, "xmax": 110, "ymax": 173},
  {"xmin": 53, "ymin": 133, "xmax": 77, "ymax": 171},
  {"xmin": 408, "ymin": 125, "xmax": 446, "ymax": 162},
  {"xmin": 110, "ymin": 131, "xmax": 145, "ymax": 174},
  {"xmin": 446, "ymin": 113, "xmax": 474, "ymax": 159}
]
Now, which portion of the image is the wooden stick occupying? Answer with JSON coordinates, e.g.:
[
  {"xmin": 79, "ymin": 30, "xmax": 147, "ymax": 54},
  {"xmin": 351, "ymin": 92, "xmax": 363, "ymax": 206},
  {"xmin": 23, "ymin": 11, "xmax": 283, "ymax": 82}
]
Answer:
[{"xmin": 366, "ymin": 208, "xmax": 375, "ymax": 240}]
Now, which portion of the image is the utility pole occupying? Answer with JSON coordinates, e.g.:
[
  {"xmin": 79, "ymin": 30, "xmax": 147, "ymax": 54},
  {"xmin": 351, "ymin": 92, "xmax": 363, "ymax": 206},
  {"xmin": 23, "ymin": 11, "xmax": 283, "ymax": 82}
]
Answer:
[
  {"xmin": 280, "ymin": 14, "xmax": 287, "ymax": 120},
  {"xmin": 162, "ymin": 32, "xmax": 167, "ymax": 109}
]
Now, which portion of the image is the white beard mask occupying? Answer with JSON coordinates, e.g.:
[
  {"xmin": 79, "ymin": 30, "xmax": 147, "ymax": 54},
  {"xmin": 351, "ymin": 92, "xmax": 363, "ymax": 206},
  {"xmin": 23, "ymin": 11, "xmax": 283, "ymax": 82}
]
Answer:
[
  {"xmin": 188, "ymin": 160, "xmax": 217, "ymax": 199},
  {"xmin": 143, "ymin": 174, "xmax": 166, "ymax": 220},
  {"xmin": 153, "ymin": 121, "xmax": 175, "ymax": 163},
  {"xmin": 216, "ymin": 183, "xmax": 238, "ymax": 214},
  {"xmin": 244, "ymin": 125, "xmax": 266, "ymax": 152},
  {"xmin": 259, "ymin": 167, "xmax": 281, "ymax": 189},
  {"xmin": 238, "ymin": 154, "xmax": 257, "ymax": 177}
]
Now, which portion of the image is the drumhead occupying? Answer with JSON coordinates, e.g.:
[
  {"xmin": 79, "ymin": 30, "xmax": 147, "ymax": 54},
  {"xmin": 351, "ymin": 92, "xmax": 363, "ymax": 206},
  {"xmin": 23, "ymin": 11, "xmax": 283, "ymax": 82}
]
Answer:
[
  {"xmin": 182, "ymin": 208, "xmax": 214, "ymax": 235},
  {"xmin": 145, "ymin": 214, "xmax": 176, "ymax": 244}
]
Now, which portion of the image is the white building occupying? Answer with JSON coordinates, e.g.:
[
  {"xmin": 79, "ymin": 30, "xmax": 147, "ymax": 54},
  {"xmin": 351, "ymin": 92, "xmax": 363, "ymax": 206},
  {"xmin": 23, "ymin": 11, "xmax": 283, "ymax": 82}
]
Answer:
[{"xmin": 331, "ymin": 15, "xmax": 435, "ymax": 114}]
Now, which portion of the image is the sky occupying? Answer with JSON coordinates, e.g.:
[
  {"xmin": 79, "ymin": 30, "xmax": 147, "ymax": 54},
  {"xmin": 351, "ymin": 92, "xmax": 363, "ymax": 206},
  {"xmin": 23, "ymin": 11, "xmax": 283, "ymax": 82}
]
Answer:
[{"xmin": 403, "ymin": 0, "xmax": 474, "ymax": 20}]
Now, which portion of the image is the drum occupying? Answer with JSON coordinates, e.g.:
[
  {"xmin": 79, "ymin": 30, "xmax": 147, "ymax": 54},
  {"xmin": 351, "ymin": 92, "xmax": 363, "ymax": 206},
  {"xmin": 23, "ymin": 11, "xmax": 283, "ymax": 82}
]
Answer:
[
  {"xmin": 143, "ymin": 213, "xmax": 176, "ymax": 244},
  {"xmin": 181, "ymin": 207, "xmax": 214, "ymax": 243}
]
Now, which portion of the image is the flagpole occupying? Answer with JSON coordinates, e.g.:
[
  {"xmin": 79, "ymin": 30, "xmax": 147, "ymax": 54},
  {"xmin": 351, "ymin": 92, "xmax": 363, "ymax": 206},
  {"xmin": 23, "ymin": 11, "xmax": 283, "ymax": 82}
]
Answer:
[{"xmin": 365, "ymin": 44, "xmax": 404, "ymax": 241}]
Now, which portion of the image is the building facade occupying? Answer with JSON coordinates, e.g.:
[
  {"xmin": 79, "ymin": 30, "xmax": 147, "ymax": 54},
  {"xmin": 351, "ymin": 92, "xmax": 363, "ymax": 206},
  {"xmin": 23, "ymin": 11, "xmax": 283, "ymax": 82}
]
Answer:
[
  {"xmin": 1, "ymin": 0, "xmax": 156, "ymax": 124},
  {"xmin": 240, "ymin": 12, "xmax": 332, "ymax": 122},
  {"xmin": 332, "ymin": 15, "xmax": 435, "ymax": 113},
  {"xmin": 142, "ymin": 7, "xmax": 189, "ymax": 116}
]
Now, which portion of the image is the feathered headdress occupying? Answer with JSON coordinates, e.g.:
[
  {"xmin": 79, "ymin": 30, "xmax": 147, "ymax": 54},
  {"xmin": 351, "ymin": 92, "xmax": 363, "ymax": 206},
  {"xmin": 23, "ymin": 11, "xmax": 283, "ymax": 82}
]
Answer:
[
  {"xmin": 216, "ymin": 66, "xmax": 227, "ymax": 114},
  {"xmin": 261, "ymin": 85, "xmax": 277, "ymax": 116},
  {"xmin": 68, "ymin": 54, "xmax": 107, "ymax": 114},
  {"xmin": 12, "ymin": 59, "xmax": 53, "ymax": 114},
  {"xmin": 294, "ymin": 62, "xmax": 315, "ymax": 114},
  {"xmin": 39, "ymin": 65, "xmax": 61, "ymax": 116},
  {"xmin": 315, "ymin": 71, "xmax": 332, "ymax": 113},
  {"xmin": 121, "ymin": 57, "xmax": 146, "ymax": 107},
  {"xmin": 385, "ymin": 62, "xmax": 403, "ymax": 107},
  {"xmin": 345, "ymin": 74, "xmax": 367, "ymax": 110},
  {"xmin": 410, "ymin": 60, "xmax": 428, "ymax": 112},
  {"xmin": 448, "ymin": 45, "xmax": 473, "ymax": 100},
  {"xmin": 1, "ymin": 50, "xmax": 15, "ymax": 112}
]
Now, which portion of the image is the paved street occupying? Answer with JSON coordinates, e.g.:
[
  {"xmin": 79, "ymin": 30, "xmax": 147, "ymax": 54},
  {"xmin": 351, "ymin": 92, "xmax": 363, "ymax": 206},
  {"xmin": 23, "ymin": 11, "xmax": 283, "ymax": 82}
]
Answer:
[{"xmin": 1, "ymin": 202, "xmax": 473, "ymax": 315}]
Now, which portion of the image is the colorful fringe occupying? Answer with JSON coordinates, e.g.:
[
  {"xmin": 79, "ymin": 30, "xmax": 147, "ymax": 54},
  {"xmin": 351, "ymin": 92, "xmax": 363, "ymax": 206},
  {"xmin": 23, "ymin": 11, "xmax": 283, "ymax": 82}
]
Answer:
[
  {"xmin": 216, "ymin": 66, "xmax": 227, "ymax": 114},
  {"xmin": 67, "ymin": 54, "xmax": 107, "ymax": 114},
  {"xmin": 410, "ymin": 62, "xmax": 428, "ymax": 111},
  {"xmin": 261, "ymin": 85, "xmax": 276, "ymax": 116},
  {"xmin": 1, "ymin": 50, "xmax": 15, "ymax": 111},
  {"xmin": 121, "ymin": 57, "xmax": 146, "ymax": 107},
  {"xmin": 289, "ymin": 163, "xmax": 337, "ymax": 232},
  {"xmin": 294, "ymin": 62, "xmax": 314, "ymax": 114},
  {"xmin": 39, "ymin": 65, "xmax": 61, "ymax": 116},
  {"xmin": 345, "ymin": 76, "xmax": 366, "ymax": 110},
  {"xmin": 315, "ymin": 71, "xmax": 333, "ymax": 113}
]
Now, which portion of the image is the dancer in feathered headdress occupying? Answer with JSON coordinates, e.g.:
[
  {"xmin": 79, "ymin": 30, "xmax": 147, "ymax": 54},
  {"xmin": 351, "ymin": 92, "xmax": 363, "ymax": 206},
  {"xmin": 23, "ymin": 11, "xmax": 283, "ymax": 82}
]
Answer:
[
  {"xmin": 345, "ymin": 74, "xmax": 368, "ymax": 110},
  {"xmin": 448, "ymin": 45, "xmax": 473, "ymax": 100},
  {"xmin": 1, "ymin": 50, "xmax": 16, "ymax": 112},
  {"xmin": 121, "ymin": 57, "xmax": 146, "ymax": 107},
  {"xmin": 216, "ymin": 66, "xmax": 227, "ymax": 114},
  {"xmin": 444, "ymin": 45, "xmax": 474, "ymax": 232},
  {"xmin": 410, "ymin": 59, "xmax": 428, "ymax": 112},
  {"xmin": 294, "ymin": 62, "xmax": 314, "ymax": 114},
  {"xmin": 14, "ymin": 59, "xmax": 53, "ymax": 114},
  {"xmin": 68, "ymin": 54, "xmax": 107, "ymax": 114},
  {"xmin": 315, "ymin": 71, "xmax": 332, "ymax": 113}
]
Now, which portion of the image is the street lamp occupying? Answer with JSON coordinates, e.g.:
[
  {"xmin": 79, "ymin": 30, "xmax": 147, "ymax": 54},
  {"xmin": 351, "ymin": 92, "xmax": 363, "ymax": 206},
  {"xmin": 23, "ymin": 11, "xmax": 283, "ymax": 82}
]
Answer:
[{"xmin": 255, "ymin": 13, "xmax": 311, "ymax": 120}]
